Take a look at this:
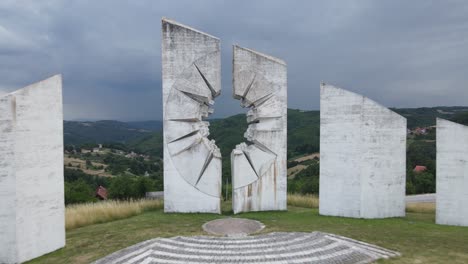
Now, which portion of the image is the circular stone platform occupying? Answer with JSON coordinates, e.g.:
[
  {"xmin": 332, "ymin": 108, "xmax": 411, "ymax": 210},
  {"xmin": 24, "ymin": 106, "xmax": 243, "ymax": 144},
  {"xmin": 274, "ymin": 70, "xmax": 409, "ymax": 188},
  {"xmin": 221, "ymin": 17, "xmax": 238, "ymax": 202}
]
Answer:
[
  {"xmin": 92, "ymin": 232, "xmax": 400, "ymax": 264},
  {"xmin": 202, "ymin": 218, "xmax": 265, "ymax": 236}
]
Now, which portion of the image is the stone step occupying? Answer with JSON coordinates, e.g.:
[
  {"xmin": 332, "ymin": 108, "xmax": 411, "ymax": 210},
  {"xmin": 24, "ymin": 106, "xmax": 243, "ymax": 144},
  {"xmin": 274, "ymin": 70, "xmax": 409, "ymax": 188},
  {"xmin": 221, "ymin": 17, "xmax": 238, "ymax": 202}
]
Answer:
[{"xmin": 93, "ymin": 232, "xmax": 400, "ymax": 264}]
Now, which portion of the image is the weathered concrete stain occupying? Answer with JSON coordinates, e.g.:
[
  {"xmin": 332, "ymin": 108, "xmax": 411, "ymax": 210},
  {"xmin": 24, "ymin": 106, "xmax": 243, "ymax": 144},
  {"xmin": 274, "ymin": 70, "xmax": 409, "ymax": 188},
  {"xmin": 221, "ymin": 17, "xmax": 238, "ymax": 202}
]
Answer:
[
  {"xmin": 274, "ymin": 162, "xmax": 277, "ymax": 202},
  {"xmin": 436, "ymin": 118, "xmax": 468, "ymax": 226},
  {"xmin": 231, "ymin": 46, "xmax": 287, "ymax": 214},
  {"xmin": 0, "ymin": 75, "xmax": 64, "ymax": 263},
  {"xmin": 319, "ymin": 83, "xmax": 406, "ymax": 219},
  {"xmin": 162, "ymin": 18, "xmax": 221, "ymax": 214},
  {"xmin": 11, "ymin": 96, "xmax": 16, "ymax": 123}
]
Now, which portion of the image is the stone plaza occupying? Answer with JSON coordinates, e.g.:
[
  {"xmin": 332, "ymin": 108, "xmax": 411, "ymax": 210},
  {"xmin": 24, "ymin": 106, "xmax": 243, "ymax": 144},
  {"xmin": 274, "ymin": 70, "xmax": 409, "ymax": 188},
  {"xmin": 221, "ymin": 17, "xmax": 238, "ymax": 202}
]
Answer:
[{"xmin": 93, "ymin": 230, "xmax": 400, "ymax": 264}]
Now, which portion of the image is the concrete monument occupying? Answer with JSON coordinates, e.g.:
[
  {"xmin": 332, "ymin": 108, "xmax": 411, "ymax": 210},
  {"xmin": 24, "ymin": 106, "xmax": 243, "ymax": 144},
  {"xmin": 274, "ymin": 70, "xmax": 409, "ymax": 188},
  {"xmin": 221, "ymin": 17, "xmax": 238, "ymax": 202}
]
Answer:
[
  {"xmin": 162, "ymin": 18, "xmax": 222, "ymax": 213},
  {"xmin": 0, "ymin": 75, "xmax": 65, "ymax": 263},
  {"xmin": 319, "ymin": 83, "xmax": 406, "ymax": 219},
  {"xmin": 436, "ymin": 118, "xmax": 468, "ymax": 226},
  {"xmin": 231, "ymin": 45, "xmax": 287, "ymax": 214}
]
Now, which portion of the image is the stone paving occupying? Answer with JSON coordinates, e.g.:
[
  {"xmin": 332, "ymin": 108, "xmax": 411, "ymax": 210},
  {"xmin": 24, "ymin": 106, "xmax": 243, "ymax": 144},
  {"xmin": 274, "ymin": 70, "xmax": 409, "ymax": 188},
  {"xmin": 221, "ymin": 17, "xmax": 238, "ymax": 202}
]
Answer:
[
  {"xmin": 202, "ymin": 218, "xmax": 265, "ymax": 237},
  {"xmin": 92, "ymin": 232, "xmax": 400, "ymax": 264}
]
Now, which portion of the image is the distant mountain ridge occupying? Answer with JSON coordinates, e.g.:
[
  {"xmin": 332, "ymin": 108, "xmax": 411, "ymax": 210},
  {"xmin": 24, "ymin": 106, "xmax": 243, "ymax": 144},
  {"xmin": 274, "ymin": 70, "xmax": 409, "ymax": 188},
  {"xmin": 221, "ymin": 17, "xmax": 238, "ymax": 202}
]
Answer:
[
  {"xmin": 127, "ymin": 121, "xmax": 163, "ymax": 131},
  {"xmin": 64, "ymin": 107, "xmax": 468, "ymax": 150},
  {"xmin": 64, "ymin": 120, "xmax": 162, "ymax": 145},
  {"xmin": 392, "ymin": 106, "xmax": 468, "ymax": 128}
]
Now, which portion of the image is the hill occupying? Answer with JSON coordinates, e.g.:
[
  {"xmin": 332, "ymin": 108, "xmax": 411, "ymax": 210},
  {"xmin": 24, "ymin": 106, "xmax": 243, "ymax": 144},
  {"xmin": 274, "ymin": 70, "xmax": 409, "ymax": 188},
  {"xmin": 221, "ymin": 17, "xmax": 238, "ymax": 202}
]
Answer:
[
  {"xmin": 64, "ymin": 120, "xmax": 162, "ymax": 145},
  {"xmin": 62, "ymin": 106, "xmax": 468, "ymax": 198},
  {"xmin": 393, "ymin": 106, "xmax": 468, "ymax": 128},
  {"xmin": 127, "ymin": 109, "xmax": 321, "ymax": 159},
  {"xmin": 65, "ymin": 106, "xmax": 468, "ymax": 154},
  {"xmin": 127, "ymin": 120, "xmax": 163, "ymax": 131},
  {"xmin": 451, "ymin": 111, "xmax": 468, "ymax": 125}
]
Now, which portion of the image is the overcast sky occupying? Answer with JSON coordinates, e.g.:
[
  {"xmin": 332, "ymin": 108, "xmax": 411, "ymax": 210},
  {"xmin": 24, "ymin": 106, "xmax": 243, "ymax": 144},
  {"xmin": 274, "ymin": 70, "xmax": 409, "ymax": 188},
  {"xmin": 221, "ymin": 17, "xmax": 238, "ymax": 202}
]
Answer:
[{"xmin": 0, "ymin": 1, "xmax": 467, "ymax": 121}]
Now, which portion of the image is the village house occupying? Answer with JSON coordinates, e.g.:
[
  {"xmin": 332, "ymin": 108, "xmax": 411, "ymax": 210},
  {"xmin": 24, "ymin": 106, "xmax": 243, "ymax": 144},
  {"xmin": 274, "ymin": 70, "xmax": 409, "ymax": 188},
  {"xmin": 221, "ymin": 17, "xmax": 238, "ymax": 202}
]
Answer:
[{"xmin": 413, "ymin": 165, "xmax": 428, "ymax": 173}]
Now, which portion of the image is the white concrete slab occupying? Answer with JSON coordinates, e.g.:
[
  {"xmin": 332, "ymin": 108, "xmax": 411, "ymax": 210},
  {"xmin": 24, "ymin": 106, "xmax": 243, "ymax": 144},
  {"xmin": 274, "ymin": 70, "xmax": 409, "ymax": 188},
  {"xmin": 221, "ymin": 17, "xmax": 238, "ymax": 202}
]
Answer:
[
  {"xmin": 231, "ymin": 46, "xmax": 287, "ymax": 214},
  {"xmin": 162, "ymin": 18, "xmax": 221, "ymax": 213},
  {"xmin": 436, "ymin": 118, "xmax": 468, "ymax": 226},
  {"xmin": 0, "ymin": 75, "xmax": 65, "ymax": 263},
  {"xmin": 319, "ymin": 83, "xmax": 406, "ymax": 219}
]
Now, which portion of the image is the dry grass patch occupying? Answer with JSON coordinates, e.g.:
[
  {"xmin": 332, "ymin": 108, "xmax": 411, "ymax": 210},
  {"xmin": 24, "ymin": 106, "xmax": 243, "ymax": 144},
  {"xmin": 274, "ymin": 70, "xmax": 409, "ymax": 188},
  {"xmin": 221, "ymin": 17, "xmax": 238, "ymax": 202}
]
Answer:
[
  {"xmin": 406, "ymin": 202, "xmax": 436, "ymax": 214},
  {"xmin": 64, "ymin": 155, "xmax": 113, "ymax": 177},
  {"xmin": 287, "ymin": 164, "xmax": 307, "ymax": 178},
  {"xmin": 287, "ymin": 194, "xmax": 436, "ymax": 214},
  {"xmin": 287, "ymin": 193, "xmax": 319, "ymax": 208},
  {"xmin": 294, "ymin": 153, "xmax": 320, "ymax": 162},
  {"xmin": 66, "ymin": 199, "xmax": 163, "ymax": 230}
]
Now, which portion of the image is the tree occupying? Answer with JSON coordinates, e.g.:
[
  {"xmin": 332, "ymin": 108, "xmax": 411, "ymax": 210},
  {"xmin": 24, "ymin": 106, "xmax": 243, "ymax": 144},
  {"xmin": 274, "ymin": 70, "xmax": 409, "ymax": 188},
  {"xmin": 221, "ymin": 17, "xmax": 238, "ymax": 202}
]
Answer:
[
  {"xmin": 413, "ymin": 172, "xmax": 435, "ymax": 194},
  {"xmin": 64, "ymin": 179, "xmax": 96, "ymax": 204},
  {"xmin": 108, "ymin": 176, "xmax": 136, "ymax": 200},
  {"xmin": 134, "ymin": 177, "xmax": 156, "ymax": 198},
  {"xmin": 406, "ymin": 180, "xmax": 416, "ymax": 195},
  {"xmin": 288, "ymin": 162, "xmax": 320, "ymax": 194}
]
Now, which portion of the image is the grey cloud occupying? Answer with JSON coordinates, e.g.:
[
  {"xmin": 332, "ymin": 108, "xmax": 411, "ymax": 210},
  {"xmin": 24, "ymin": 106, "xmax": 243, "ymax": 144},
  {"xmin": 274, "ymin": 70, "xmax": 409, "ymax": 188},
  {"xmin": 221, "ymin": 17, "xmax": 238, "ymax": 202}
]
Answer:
[{"xmin": 0, "ymin": 0, "xmax": 467, "ymax": 120}]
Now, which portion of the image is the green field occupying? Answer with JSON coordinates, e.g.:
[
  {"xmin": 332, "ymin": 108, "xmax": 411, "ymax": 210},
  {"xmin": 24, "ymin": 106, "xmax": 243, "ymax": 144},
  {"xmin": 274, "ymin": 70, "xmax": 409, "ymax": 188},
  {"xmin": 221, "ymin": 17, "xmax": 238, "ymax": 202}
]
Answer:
[{"xmin": 28, "ymin": 203, "xmax": 468, "ymax": 264}]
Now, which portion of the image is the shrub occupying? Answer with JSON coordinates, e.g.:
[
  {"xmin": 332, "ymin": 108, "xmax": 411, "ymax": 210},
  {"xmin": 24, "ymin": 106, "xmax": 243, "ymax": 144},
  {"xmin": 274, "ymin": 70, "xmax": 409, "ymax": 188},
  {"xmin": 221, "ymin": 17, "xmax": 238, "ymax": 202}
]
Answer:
[
  {"xmin": 108, "ymin": 176, "xmax": 158, "ymax": 200},
  {"xmin": 413, "ymin": 172, "xmax": 436, "ymax": 194},
  {"xmin": 65, "ymin": 180, "xmax": 97, "ymax": 205},
  {"xmin": 108, "ymin": 176, "xmax": 137, "ymax": 199},
  {"xmin": 406, "ymin": 202, "xmax": 435, "ymax": 214}
]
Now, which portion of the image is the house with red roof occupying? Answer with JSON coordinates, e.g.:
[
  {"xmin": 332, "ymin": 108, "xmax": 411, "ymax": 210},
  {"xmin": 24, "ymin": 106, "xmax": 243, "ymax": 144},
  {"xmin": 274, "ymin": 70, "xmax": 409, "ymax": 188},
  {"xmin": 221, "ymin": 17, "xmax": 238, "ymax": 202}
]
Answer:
[
  {"xmin": 413, "ymin": 165, "xmax": 427, "ymax": 173},
  {"xmin": 95, "ymin": 186, "xmax": 108, "ymax": 200}
]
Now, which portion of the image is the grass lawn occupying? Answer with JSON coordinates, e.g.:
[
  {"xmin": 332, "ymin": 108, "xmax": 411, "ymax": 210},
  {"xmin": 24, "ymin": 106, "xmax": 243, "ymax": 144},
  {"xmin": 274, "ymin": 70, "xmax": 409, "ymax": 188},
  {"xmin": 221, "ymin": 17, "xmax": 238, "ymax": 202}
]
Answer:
[{"xmin": 28, "ymin": 203, "xmax": 468, "ymax": 264}]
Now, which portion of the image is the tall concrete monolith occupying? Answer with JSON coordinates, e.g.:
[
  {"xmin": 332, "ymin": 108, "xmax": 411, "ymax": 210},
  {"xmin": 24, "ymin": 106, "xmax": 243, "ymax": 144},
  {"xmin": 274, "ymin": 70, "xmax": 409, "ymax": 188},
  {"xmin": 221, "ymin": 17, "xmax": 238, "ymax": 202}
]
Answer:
[
  {"xmin": 436, "ymin": 118, "xmax": 468, "ymax": 226},
  {"xmin": 162, "ymin": 18, "xmax": 222, "ymax": 213},
  {"xmin": 0, "ymin": 75, "xmax": 65, "ymax": 263},
  {"xmin": 231, "ymin": 45, "xmax": 287, "ymax": 214},
  {"xmin": 319, "ymin": 83, "xmax": 406, "ymax": 219}
]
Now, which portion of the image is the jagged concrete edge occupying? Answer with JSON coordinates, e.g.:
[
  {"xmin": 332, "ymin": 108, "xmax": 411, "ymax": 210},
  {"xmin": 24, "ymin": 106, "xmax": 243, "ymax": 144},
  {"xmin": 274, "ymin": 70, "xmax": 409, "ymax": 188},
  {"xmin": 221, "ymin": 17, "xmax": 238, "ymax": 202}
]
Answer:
[{"xmin": 231, "ymin": 44, "xmax": 284, "ymax": 176}]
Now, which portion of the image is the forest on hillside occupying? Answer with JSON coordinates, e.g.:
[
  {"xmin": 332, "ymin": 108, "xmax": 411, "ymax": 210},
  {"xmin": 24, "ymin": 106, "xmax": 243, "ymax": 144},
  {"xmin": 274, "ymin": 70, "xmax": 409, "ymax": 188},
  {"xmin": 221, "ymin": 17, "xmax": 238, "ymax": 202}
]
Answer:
[{"xmin": 63, "ymin": 107, "xmax": 468, "ymax": 204}]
